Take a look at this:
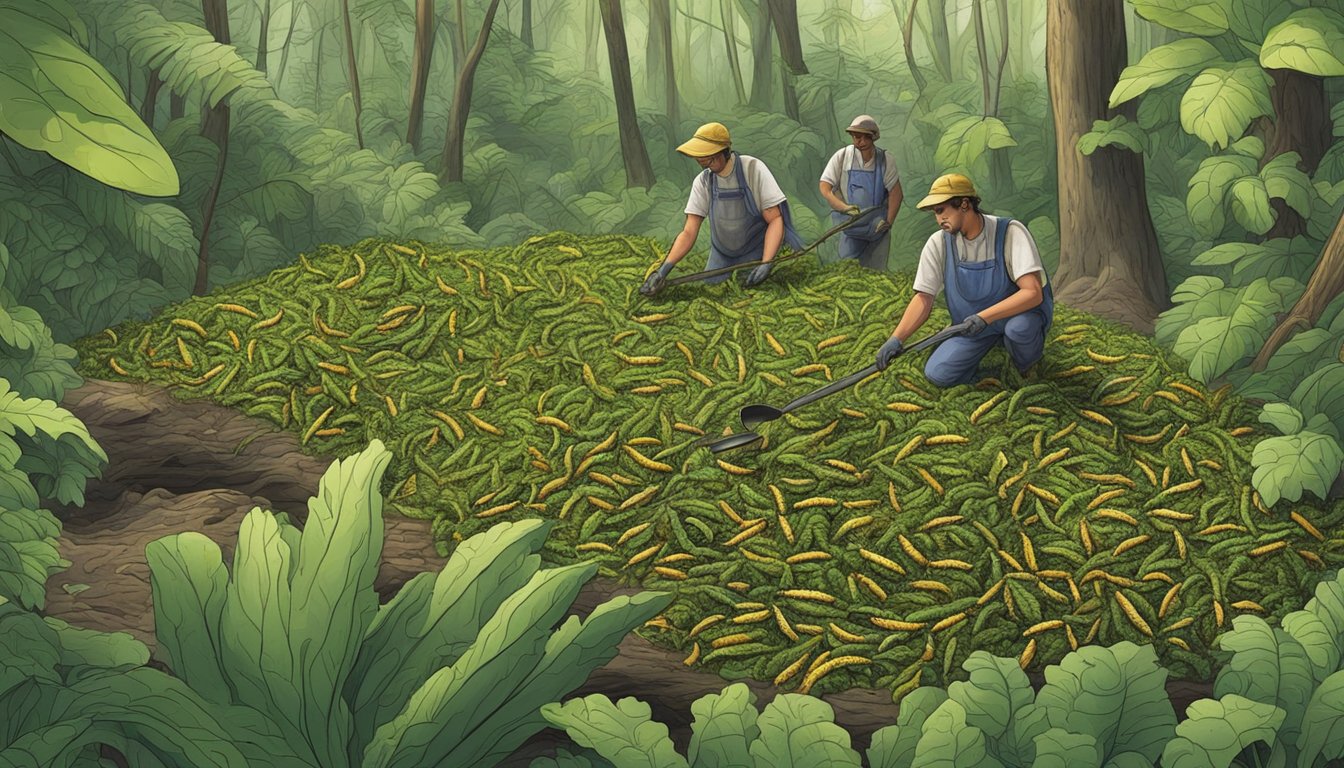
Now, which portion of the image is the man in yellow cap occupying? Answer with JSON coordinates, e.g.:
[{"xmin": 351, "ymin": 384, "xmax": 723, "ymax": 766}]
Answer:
[
  {"xmin": 819, "ymin": 115, "xmax": 904, "ymax": 270},
  {"xmin": 873, "ymin": 173, "xmax": 1054, "ymax": 386},
  {"xmin": 640, "ymin": 122, "xmax": 804, "ymax": 295}
]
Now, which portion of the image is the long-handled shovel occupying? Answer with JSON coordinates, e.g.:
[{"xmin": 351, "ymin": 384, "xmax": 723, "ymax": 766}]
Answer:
[
  {"xmin": 696, "ymin": 323, "xmax": 967, "ymax": 453},
  {"xmin": 657, "ymin": 204, "xmax": 885, "ymax": 290}
]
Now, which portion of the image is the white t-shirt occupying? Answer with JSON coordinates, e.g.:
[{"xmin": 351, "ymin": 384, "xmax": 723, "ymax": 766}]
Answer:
[
  {"xmin": 684, "ymin": 154, "xmax": 787, "ymax": 218},
  {"xmin": 819, "ymin": 146, "xmax": 901, "ymax": 192},
  {"xmin": 912, "ymin": 214, "xmax": 1047, "ymax": 298}
]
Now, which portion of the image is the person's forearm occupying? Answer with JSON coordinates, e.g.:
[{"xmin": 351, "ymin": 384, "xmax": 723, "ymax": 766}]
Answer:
[
  {"xmin": 819, "ymin": 182, "xmax": 849, "ymax": 212},
  {"xmin": 664, "ymin": 230, "xmax": 697, "ymax": 265},
  {"xmin": 761, "ymin": 217, "xmax": 784, "ymax": 262},
  {"xmin": 893, "ymin": 294, "xmax": 933, "ymax": 341},
  {"xmin": 886, "ymin": 184, "xmax": 903, "ymax": 224},
  {"xmin": 978, "ymin": 287, "xmax": 1042, "ymax": 324}
]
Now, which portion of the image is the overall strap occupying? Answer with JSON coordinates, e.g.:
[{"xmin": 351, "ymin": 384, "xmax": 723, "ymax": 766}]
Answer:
[
  {"xmin": 735, "ymin": 153, "xmax": 762, "ymax": 218},
  {"xmin": 875, "ymin": 148, "xmax": 888, "ymax": 204},
  {"xmin": 993, "ymin": 217, "xmax": 1013, "ymax": 268}
]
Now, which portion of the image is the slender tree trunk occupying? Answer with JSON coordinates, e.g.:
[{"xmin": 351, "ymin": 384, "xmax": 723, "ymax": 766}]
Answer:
[
  {"xmin": 276, "ymin": 0, "xmax": 300, "ymax": 89},
  {"xmin": 928, "ymin": 0, "xmax": 953, "ymax": 82},
  {"xmin": 171, "ymin": 92, "xmax": 185, "ymax": 120},
  {"xmin": 314, "ymin": 24, "xmax": 325, "ymax": 112},
  {"xmin": 599, "ymin": 0, "xmax": 656, "ymax": 188},
  {"xmin": 1253, "ymin": 212, "xmax": 1344, "ymax": 369},
  {"xmin": 141, "ymin": 68, "xmax": 163, "ymax": 129},
  {"xmin": 407, "ymin": 0, "xmax": 434, "ymax": 150},
  {"xmin": 992, "ymin": 0, "xmax": 1008, "ymax": 113},
  {"xmin": 1262, "ymin": 70, "xmax": 1331, "ymax": 239},
  {"xmin": 585, "ymin": 0, "xmax": 600, "ymax": 72},
  {"xmin": 748, "ymin": 0, "xmax": 773, "ymax": 110},
  {"xmin": 522, "ymin": 0, "xmax": 534, "ymax": 47},
  {"xmin": 766, "ymin": 0, "xmax": 807, "ymax": 75},
  {"xmin": 721, "ymin": 0, "xmax": 747, "ymax": 104},
  {"xmin": 198, "ymin": 0, "xmax": 232, "ymax": 296},
  {"xmin": 454, "ymin": 0, "xmax": 468, "ymax": 71},
  {"xmin": 900, "ymin": 0, "xmax": 928, "ymax": 94},
  {"xmin": 647, "ymin": 0, "xmax": 679, "ymax": 125},
  {"xmin": 256, "ymin": 0, "xmax": 272, "ymax": 72},
  {"xmin": 441, "ymin": 0, "xmax": 504, "ymax": 183},
  {"xmin": 780, "ymin": 66, "xmax": 799, "ymax": 121},
  {"xmin": 972, "ymin": 0, "xmax": 991, "ymax": 116},
  {"xmin": 339, "ymin": 0, "xmax": 364, "ymax": 148},
  {"xmin": 1047, "ymin": 0, "xmax": 1169, "ymax": 334}
]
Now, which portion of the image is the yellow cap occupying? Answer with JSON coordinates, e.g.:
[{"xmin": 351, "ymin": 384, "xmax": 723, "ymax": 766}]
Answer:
[
  {"xmin": 677, "ymin": 122, "xmax": 731, "ymax": 157},
  {"xmin": 917, "ymin": 173, "xmax": 979, "ymax": 209}
]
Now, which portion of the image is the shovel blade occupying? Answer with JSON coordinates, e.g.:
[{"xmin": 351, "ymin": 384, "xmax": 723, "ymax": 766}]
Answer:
[
  {"xmin": 740, "ymin": 404, "xmax": 783, "ymax": 430},
  {"xmin": 707, "ymin": 432, "xmax": 764, "ymax": 453}
]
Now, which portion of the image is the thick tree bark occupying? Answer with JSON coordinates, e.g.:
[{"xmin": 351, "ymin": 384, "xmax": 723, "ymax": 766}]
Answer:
[
  {"xmin": 256, "ymin": 0, "xmax": 272, "ymax": 72},
  {"xmin": 1046, "ymin": 0, "xmax": 1169, "ymax": 333},
  {"xmin": 440, "ymin": 0, "xmax": 504, "ymax": 183},
  {"xmin": 340, "ymin": 0, "xmax": 364, "ymax": 148},
  {"xmin": 407, "ymin": 0, "xmax": 435, "ymax": 151},
  {"xmin": 647, "ymin": 0, "xmax": 680, "ymax": 125},
  {"xmin": 599, "ymin": 0, "xmax": 656, "ymax": 189},
  {"xmin": 198, "ymin": 0, "xmax": 232, "ymax": 296},
  {"xmin": 1262, "ymin": 70, "xmax": 1331, "ymax": 239},
  {"xmin": 720, "ymin": 0, "xmax": 747, "ymax": 104},
  {"xmin": 766, "ymin": 0, "xmax": 807, "ymax": 75},
  {"xmin": 522, "ymin": 0, "xmax": 534, "ymax": 47},
  {"xmin": 140, "ymin": 68, "xmax": 163, "ymax": 129},
  {"xmin": 900, "ymin": 0, "xmax": 928, "ymax": 94},
  {"xmin": 928, "ymin": 0, "xmax": 953, "ymax": 82},
  {"xmin": 1253, "ymin": 211, "xmax": 1344, "ymax": 370},
  {"xmin": 748, "ymin": 0, "xmax": 774, "ymax": 110}
]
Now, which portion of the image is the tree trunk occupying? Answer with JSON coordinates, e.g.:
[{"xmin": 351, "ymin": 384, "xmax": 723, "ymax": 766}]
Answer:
[
  {"xmin": 992, "ymin": 0, "xmax": 1008, "ymax": 113},
  {"xmin": 748, "ymin": 0, "xmax": 773, "ymax": 110},
  {"xmin": 198, "ymin": 0, "xmax": 232, "ymax": 296},
  {"xmin": 141, "ymin": 68, "xmax": 163, "ymax": 129},
  {"xmin": 766, "ymin": 0, "xmax": 807, "ymax": 75},
  {"xmin": 599, "ymin": 0, "xmax": 656, "ymax": 189},
  {"xmin": 928, "ymin": 0, "xmax": 953, "ymax": 82},
  {"xmin": 1046, "ymin": 0, "xmax": 1169, "ymax": 334},
  {"xmin": 314, "ymin": 24, "xmax": 325, "ymax": 112},
  {"xmin": 454, "ymin": 0, "xmax": 468, "ymax": 72},
  {"xmin": 1252, "ymin": 211, "xmax": 1344, "ymax": 370},
  {"xmin": 900, "ymin": 0, "xmax": 928, "ymax": 94},
  {"xmin": 585, "ymin": 0, "xmax": 600, "ymax": 72},
  {"xmin": 720, "ymin": 0, "xmax": 747, "ymax": 104},
  {"xmin": 647, "ymin": 0, "xmax": 679, "ymax": 125},
  {"xmin": 780, "ymin": 65, "xmax": 799, "ymax": 121},
  {"xmin": 407, "ymin": 0, "xmax": 434, "ymax": 151},
  {"xmin": 256, "ymin": 0, "xmax": 272, "ymax": 73},
  {"xmin": 522, "ymin": 0, "xmax": 534, "ymax": 47},
  {"xmin": 170, "ymin": 92, "xmax": 185, "ymax": 120},
  {"xmin": 1262, "ymin": 69, "xmax": 1331, "ymax": 239},
  {"xmin": 972, "ymin": 0, "xmax": 991, "ymax": 116},
  {"xmin": 275, "ymin": 0, "xmax": 301, "ymax": 90},
  {"xmin": 340, "ymin": 0, "xmax": 364, "ymax": 148},
  {"xmin": 440, "ymin": 0, "xmax": 504, "ymax": 183}
]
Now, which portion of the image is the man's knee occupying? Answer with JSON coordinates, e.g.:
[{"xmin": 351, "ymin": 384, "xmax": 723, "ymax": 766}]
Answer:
[
  {"xmin": 924, "ymin": 357, "xmax": 965, "ymax": 388},
  {"xmin": 1004, "ymin": 313, "xmax": 1043, "ymax": 346}
]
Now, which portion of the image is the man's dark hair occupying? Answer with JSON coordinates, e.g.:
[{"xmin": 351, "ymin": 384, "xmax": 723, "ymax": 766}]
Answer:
[
  {"xmin": 717, "ymin": 147, "xmax": 732, "ymax": 161},
  {"xmin": 948, "ymin": 196, "xmax": 983, "ymax": 213}
]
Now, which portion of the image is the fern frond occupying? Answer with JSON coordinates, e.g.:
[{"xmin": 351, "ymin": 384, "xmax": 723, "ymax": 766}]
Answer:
[{"xmin": 62, "ymin": 173, "xmax": 197, "ymax": 294}]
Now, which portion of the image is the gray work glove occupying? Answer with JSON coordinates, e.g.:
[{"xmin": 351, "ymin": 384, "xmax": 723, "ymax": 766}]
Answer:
[
  {"xmin": 640, "ymin": 261, "xmax": 675, "ymax": 296},
  {"xmin": 875, "ymin": 335, "xmax": 903, "ymax": 371},
  {"xmin": 843, "ymin": 204, "xmax": 861, "ymax": 216},
  {"xmin": 874, "ymin": 218, "xmax": 890, "ymax": 234},
  {"xmin": 962, "ymin": 314, "xmax": 988, "ymax": 336},
  {"xmin": 743, "ymin": 262, "xmax": 773, "ymax": 288}
]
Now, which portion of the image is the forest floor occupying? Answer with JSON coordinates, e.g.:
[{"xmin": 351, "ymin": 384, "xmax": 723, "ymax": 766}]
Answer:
[{"xmin": 45, "ymin": 376, "xmax": 1218, "ymax": 762}]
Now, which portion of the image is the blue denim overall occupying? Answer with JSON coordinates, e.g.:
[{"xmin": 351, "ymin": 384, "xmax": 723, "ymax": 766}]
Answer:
[
  {"xmin": 830, "ymin": 146, "xmax": 890, "ymax": 270},
  {"xmin": 703, "ymin": 153, "xmax": 804, "ymax": 285},
  {"xmin": 924, "ymin": 216, "xmax": 1055, "ymax": 387}
]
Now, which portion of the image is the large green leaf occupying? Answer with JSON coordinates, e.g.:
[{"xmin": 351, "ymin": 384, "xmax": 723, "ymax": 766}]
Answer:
[
  {"xmin": 1130, "ymin": 0, "xmax": 1229, "ymax": 36},
  {"xmin": 1029, "ymin": 728, "xmax": 1100, "ymax": 768},
  {"xmin": 538, "ymin": 695, "xmax": 688, "ymax": 768},
  {"xmin": 1034, "ymin": 643, "xmax": 1176, "ymax": 765},
  {"xmin": 688, "ymin": 684, "xmax": 759, "ymax": 768},
  {"xmin": 1171, "ymin": 313, "xmax": 1263, "ymax": 384},
  {"xmin": 910, "ymin": 698, "xmax": 1003, "ymax": 768},
  {"xmin": 947, "ymin": 652, "xmax": 1036, "ymax": 764},
  {"xmin": 1076, "ymin": 117, "xmax": 1148, "ymax": 155},
  {"xmin": 1262, "ymin": 152, "xmax": 1315, "ymax": 219},
  {"xmin": 1110, "ymin": 39, "xmax": 1224, "ymax": 107},
  {"xmin": 0, "ymin": 506, "xmax": 62, "ymax": 610},
  {"xmin": 0, "ymin": 378, "xmax": 105, "ymax": 506},
  {"xmin": 935, "ymin": 117, "xmax": 1016, "ymax": 170},
  {"xmin": 1160, "ymin": 694, "xmax": 1284, "ymax": 768},
  {"xmin": 1252, "ymin": 431, "xmax": 1343, "ymax": 505},
  {"xmin": 145, "ymin": 532, "xmax": 231, "ymax": 705},
  {"xmin": 750, "ymin": 695, "xmax": 861, "ymax": 768},
  {"xmin": 867, "ymin": 687, "xmax": 949, "ymax": 768},
  {"xmin": 1298, "ymin": 669, "xmax": 1344, "ymax": 765},
  {"xmin": 0, "ymin": 5, "xmax": 178, "ymax": 196},
  {"xmin": 1302, "ymin": 572, "xmax": 1344, "ymax": 663},
  {"xmin": 1281, "ymin": 608, "xmax": 1342, "ymax": 685},
  {"xmin": 1261, "ymin": 8, "xmax": 1344, "ymax": 76},
  {"xmin": 1259, "ymin": 402, "xmax": 1305, "ymax": 435},
  {"xmin": 1223, "ymin": 0, "xmax": 1294, "ymax": 44},
  {"xmin": 1291, "ymin": 362, "xmax": 1344, "ymax": 437},
  {"xmin": 1214, "ymin": 616, "xmax": 1316, "ymax": 749},
  {"xmin": 1180, "ymin": 62, "xmax": 1274, "ymax": 150},
  {"xmin": 1187, "ymin": 154, "xmax": 1258, "ymax": 238},
  {"xmin": 1229, "ymin": 176, "xmax": 1276, "ymax": 234}
]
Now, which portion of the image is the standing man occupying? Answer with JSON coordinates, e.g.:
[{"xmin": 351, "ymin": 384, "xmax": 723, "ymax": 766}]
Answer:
[
  {"xmin": 819, "ymin": 115, "xmax": 904, "ymax": 271},
  {"xmin": 640, "ymin": 122, "xmax": 804, "ymax": 295},
  {"xmin": 874, "ymin": 174, "xmax": 1054, "ymax": 386}
]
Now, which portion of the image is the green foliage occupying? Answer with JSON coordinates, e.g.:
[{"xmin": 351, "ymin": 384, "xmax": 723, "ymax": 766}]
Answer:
[
  {"xmin": 1109, "ymin": 39, "xmax": 1225, "ymax": 108},
  {"xmin": 147, "ymin": 440, "xmax": 670, "ymax": 768},
  {"xmin": 1179, "ymin": 61, "xmax": 1274, "ymax": 151},
  {"xmin": 1260, "ymin": 8, "xmax": 1344, "ymax": 76},
  {"xmin": 1076, "ymin": 116, "xmax": 1148, "ymax": 155},
  {"xmin": 1159, "ymin": 695, "xmax": 1285, "ymax": 767},
  {"xmin": 1165, "ymin": 276, "xmax": 1303, "ymax": 383},
  {"xmin": 1129, "ymin": 0, "xmax": 1230, "ymax": 37},
  {"xmin": 0, "ymin": 0, "xmax": 178, "ymax": 195},
  {"xmin": 934, "ymin": 116, "xmax": 1017, "ymax": 173},
  {"xmin": 541, "ymin": 696, "xmax": 690, "ymax": 768},
  {"xmin": 1251, "ymin": 430, "xmax": 1343, "ymax": 506}
]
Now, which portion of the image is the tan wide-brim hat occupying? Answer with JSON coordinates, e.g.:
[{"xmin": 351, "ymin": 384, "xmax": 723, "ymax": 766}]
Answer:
[
  {"xmin": 677, "ymin": 122, "xmax": 732, "ymax": 157},
  {"xmin": 917, "ymin": 173, "xmax": 979, "ymax": 209},
  {"xmin": 846, "ymin": 115, "xmax": 880, "ymax": 139}
]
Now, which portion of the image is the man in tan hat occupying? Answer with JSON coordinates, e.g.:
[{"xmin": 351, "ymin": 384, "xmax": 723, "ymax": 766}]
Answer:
[
  {"xmin": 873, "ymin": 173, "xmax": 1054, "ymax": 386},
  {"xmin": 819, "ymin": 115, "xmax": 904, "ymax": 270},
  {"xmin": 640, "ymin": 122, "xmax": 804, "ymax": 295}
]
